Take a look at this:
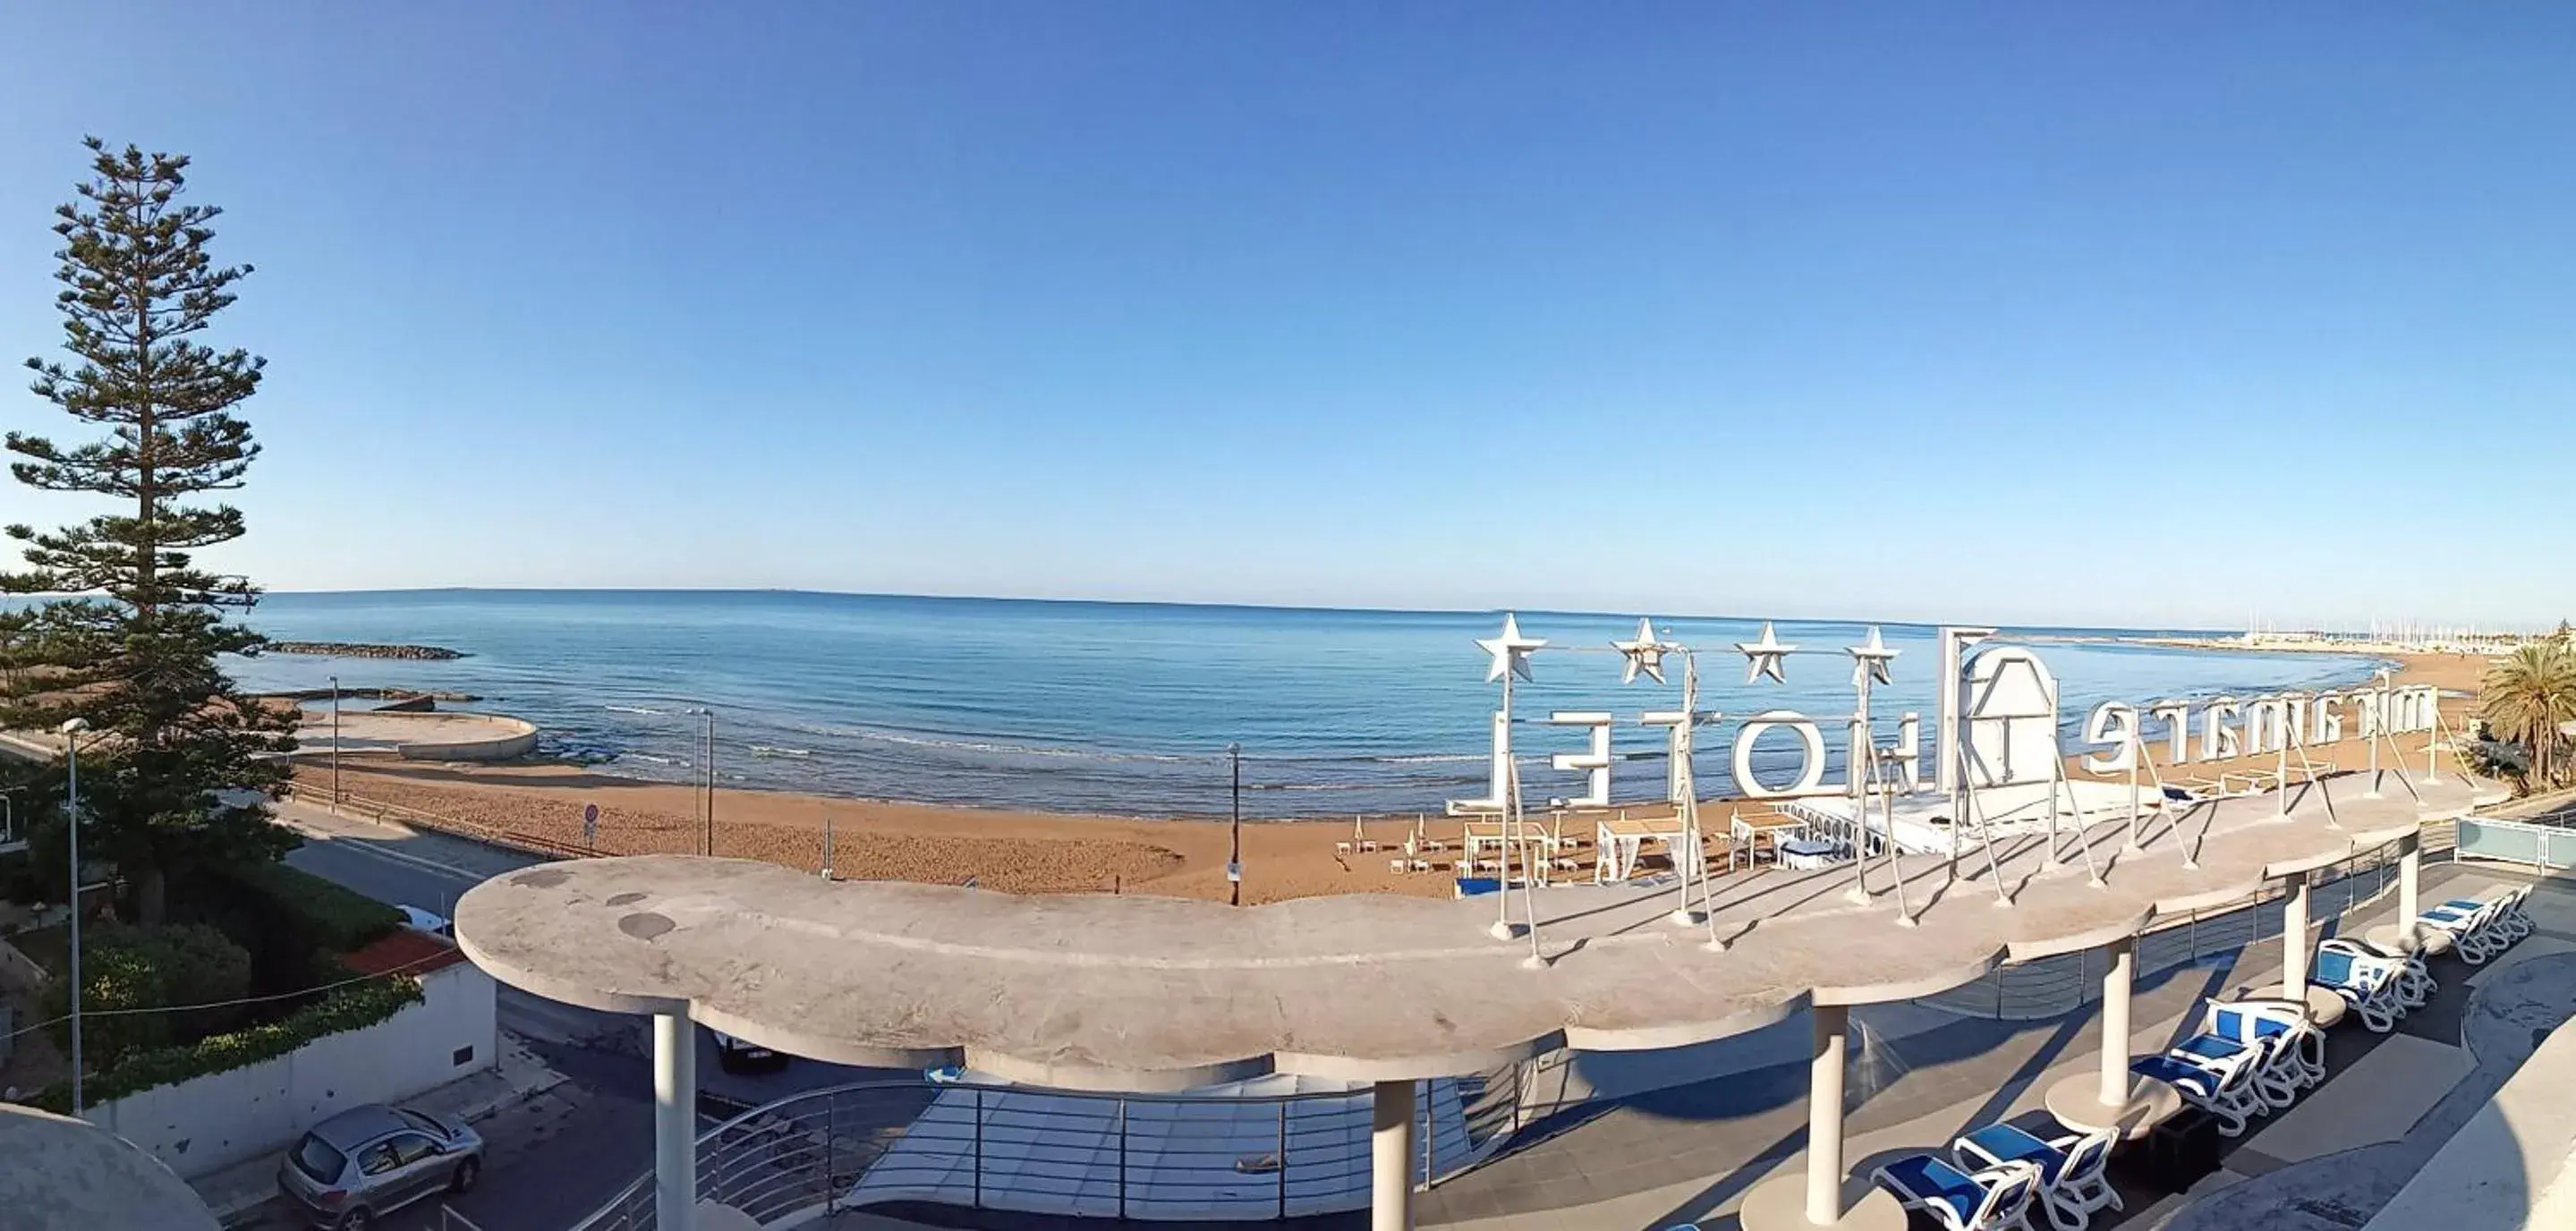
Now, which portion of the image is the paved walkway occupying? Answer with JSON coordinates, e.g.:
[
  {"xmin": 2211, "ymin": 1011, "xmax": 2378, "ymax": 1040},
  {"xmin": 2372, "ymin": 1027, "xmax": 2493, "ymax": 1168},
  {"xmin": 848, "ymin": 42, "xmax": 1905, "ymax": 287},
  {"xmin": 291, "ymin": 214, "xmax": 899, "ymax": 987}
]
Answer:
[{"xmin": 1415, "ymin": 861, "xmax": 2576, "ymax": 1231}]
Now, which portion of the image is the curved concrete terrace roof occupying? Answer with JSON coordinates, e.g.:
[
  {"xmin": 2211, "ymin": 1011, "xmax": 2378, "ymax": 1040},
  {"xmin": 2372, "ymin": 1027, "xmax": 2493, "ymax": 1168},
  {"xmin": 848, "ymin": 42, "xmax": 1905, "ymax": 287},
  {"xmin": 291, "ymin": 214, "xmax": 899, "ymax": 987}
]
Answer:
[
  {"xmin": 0, "ymin": 1104, "xmax": 219, "ymax": 1231},
  {"xmin": 456, "ymin": 771, "xmax": 2503, "ymax": 1090}
]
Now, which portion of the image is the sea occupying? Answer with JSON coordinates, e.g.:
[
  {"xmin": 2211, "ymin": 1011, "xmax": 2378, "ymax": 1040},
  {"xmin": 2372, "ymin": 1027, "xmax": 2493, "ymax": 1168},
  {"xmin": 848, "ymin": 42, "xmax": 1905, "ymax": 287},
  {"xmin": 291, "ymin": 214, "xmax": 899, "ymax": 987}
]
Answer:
[{"xmin": 223, "ymin": 590, "xmax": 2389, "ymax": 819}]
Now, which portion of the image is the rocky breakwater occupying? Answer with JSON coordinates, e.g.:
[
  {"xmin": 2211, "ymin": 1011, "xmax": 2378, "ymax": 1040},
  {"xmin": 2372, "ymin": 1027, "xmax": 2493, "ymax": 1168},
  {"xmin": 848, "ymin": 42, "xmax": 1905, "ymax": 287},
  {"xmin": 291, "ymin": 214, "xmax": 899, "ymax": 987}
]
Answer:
[{"xmin": 266, "ymin": 641, "xmax": 466, "ymax": 660}]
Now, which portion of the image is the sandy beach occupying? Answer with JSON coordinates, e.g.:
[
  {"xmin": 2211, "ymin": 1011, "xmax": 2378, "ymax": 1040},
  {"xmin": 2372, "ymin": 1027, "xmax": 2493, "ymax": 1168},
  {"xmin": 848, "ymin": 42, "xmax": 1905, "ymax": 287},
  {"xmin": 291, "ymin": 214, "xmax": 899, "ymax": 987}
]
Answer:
[{"xmin": 293, "ymin": 651, "xmax": 2497, "ymax": 906}]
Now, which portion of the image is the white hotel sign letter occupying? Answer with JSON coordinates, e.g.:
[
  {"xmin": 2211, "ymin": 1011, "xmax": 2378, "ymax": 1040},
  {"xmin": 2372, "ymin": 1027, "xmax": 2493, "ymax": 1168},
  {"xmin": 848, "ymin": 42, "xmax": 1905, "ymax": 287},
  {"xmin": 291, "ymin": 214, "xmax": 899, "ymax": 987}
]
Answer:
[{"xmin": 1444, "ymin": 616, "xmax": 2442, "ymax": 812}]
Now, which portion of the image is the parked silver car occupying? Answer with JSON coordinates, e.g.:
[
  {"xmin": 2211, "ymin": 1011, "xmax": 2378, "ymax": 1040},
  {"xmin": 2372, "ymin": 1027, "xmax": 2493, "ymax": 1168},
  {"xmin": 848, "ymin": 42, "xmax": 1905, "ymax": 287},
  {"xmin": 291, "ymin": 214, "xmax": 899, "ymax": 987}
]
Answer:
[{"xmin": 276, "ymin": 1103, "xmax": 482, "ymax": 1228}]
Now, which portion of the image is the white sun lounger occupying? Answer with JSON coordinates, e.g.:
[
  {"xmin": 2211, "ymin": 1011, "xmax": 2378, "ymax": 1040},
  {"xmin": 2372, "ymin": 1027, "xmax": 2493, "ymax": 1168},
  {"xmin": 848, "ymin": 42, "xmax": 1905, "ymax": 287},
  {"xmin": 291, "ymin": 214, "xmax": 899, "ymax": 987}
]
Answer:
[
  {"xmin": 2309, "ymin": 944, "xmax": 2407, "ymax": 1032},
  {"xmin": 1872, "ymin": 1154, "xmax": 2043, "ymax": 1231},
  {"xmin": 1951, "ymin": 1124, "xmax": 2121, "ymax": 1231}
]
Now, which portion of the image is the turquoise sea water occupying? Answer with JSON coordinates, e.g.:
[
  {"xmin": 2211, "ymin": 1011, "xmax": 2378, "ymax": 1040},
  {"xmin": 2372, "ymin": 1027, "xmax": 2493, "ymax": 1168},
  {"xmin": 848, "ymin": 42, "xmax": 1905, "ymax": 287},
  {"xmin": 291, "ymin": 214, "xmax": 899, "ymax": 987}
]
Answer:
[{"xmin": 226, "ymin": 590, "xmax": 2386, "ymax": 817}]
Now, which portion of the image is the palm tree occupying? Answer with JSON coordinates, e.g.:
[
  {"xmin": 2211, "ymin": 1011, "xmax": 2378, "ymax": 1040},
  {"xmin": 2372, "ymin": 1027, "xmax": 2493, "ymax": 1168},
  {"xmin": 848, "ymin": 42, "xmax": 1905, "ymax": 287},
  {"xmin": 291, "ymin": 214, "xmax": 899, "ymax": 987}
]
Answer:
[{"xmin": 2481, "ymin": 643, "xmax": 2576, "ymax": 788}]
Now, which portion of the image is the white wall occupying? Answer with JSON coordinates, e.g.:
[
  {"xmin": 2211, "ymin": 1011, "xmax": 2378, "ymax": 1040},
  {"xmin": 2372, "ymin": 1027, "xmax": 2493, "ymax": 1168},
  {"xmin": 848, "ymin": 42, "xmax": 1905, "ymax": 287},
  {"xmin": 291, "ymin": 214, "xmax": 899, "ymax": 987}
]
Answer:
[{"xmin": 88, "ymin": 961, "xmax": 497, "ymax": 1179}]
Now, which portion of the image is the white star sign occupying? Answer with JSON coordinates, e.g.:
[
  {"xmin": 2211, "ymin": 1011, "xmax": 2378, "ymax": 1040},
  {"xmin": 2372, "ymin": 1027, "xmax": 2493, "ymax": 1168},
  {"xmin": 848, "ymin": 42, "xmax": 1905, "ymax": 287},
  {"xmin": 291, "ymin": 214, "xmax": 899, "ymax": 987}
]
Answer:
[
  {"xmin": 1476, "ymin": 613, "xmax": 1547, "ymax": 683},
  {"xmin": 1613, "ymin": 617, "xmax": 1667, "ymax": 685},
  {"xmin": 1736, "ymin": 621, "xmax": 1796, "ymax": 685},
  {"xmin": 1848, "ymin": 624, "xmax": 1898, "ymax": 688}
]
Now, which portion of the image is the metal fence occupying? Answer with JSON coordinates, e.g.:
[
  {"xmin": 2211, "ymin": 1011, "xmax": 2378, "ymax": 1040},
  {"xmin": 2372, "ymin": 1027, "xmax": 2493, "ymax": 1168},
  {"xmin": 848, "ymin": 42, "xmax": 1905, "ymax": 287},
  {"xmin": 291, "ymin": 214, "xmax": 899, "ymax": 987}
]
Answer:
[
  {"xmin": 573, "ymin": 1063, "xmax": 1526, "ymax": 1230},
  {"xmin": 1914, "ymin": 833, "xmax": 2428, "ymax": 1021},
  {"xmin": 2458, "ymin": 815, "xmax": 2576, "ymax": 871}
]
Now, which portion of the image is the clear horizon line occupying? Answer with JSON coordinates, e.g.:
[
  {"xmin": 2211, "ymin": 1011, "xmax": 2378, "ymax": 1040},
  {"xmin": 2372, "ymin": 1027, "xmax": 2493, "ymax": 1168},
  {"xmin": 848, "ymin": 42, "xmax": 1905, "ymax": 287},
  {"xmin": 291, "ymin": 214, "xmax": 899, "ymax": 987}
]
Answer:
[{"xmin": 250, "ymin": 584, "xmax": 2282, "ymax": 638}]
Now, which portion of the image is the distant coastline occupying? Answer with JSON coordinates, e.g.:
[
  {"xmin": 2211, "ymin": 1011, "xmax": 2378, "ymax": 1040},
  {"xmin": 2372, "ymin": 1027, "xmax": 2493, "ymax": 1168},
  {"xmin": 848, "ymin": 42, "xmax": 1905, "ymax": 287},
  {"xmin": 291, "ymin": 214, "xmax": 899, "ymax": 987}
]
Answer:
[
  {"xmin": 264, "ymin": 641, "xmax": 465, "ymax": 661},
  {"xmin": 2025, "ymin": 632, "xmax": 2516, "ymax": 661}
]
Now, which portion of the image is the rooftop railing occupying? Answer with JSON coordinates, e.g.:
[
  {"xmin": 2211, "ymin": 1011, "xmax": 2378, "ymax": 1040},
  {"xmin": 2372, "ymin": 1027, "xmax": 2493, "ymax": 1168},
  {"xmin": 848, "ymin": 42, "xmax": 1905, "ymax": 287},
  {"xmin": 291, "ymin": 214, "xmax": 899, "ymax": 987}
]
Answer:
[
  {"xmin": 1915, "ymin": 829, "xmax": 2437, "ymax": 1021},
  {"xmin": 572, "ymin": 1065, "xmax": 1526, "ymax": 1230}
]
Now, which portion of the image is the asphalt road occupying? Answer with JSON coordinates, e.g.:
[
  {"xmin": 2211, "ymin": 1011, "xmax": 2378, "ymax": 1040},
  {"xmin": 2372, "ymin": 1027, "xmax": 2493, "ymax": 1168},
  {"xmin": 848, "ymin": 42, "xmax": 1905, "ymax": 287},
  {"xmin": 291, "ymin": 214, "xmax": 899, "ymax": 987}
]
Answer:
[
  {"xmin": 284, "ymin": 830, "xmax": 632, "ymax": 1053},
  {"xmin": 264, "ymin": 802, "xmax": 915, "ymax": 1229}
]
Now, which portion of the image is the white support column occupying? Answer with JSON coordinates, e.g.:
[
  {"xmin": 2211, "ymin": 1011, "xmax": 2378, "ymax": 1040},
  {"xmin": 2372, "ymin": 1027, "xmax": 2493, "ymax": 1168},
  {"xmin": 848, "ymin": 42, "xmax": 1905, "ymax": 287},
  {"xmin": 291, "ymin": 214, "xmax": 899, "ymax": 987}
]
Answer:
[
  {"xmin": 2098, "ymin": 936, "xmax": 2136, "ymax": 1108},
  {"xmin": 2399, "ymin": 834, "xmax": 2422, "ymax": 924},
  {"xmin": 1372, "ymin": 1079, "xmax": 1416, "ymax": 1231},
  {"xmin": 654, "ymin": 1013, "xmax": 698, "ymax": 1231},
  {"xmin": 2282, "ymin": 876, "xmax": 2312, "ymax": 1000},
  {"xmin": 1807, "ymin": 1005, "xmax": 1850, "ymax": 1224},
  {"xmin": 1739, "ymin": 1003, "xmax": 1903, "ymax": 1231},
  {"xmin": 2044, "ymin": 931, "xmax": 2175, "ymax": 1142}
]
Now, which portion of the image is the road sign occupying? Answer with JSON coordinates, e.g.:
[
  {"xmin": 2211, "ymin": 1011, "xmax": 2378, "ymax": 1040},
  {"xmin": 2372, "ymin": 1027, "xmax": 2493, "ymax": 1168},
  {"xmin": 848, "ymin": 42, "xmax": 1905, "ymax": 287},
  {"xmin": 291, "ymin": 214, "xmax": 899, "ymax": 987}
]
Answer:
[
  {"xmin": 583, "ymin": 803, "xmax": 599, "ymax": 847},
  {"xmin": 1226, "ymin": 861, "xmax": 1242, "ymax": 883}
]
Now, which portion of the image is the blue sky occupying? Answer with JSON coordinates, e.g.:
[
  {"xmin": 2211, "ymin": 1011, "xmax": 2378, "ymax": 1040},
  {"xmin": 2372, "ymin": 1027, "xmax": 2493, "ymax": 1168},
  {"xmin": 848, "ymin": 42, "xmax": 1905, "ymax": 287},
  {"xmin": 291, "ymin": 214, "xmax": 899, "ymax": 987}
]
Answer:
[{"xmin": 2, "ymin": 4, "xmax": 2570, "ymax": 629}]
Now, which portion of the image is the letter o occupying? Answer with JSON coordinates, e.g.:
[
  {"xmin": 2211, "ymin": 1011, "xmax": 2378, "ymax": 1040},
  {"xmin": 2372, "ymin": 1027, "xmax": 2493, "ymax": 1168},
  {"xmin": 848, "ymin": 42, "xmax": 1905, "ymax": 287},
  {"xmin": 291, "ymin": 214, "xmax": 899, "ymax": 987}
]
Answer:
[{"xmin": 1733, "ymin": 709, "xmax": 1827, "ymax": 798}]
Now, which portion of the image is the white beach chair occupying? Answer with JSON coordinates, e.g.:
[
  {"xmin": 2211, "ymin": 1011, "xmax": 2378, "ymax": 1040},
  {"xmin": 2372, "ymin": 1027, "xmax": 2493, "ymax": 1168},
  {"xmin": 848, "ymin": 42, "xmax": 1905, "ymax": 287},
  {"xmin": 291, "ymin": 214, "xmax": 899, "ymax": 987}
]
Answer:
[
  {"xmin": 2184, "ymin": 998, "xmax": 2322, "ymax": 1107},
  {"xmin": 2130, "ymin": 1048, "xmax": 2266, "ymax": 1137},
  {"xmin": 2169, "ymin": 1028, "xmax": 2296, "ymax": 1114},
  {"xmin": 2416, "ymin": 897, "xmax": 2511, "ymax": 964},
  {"xmin": 2485, "ymin": 887, "xmax": 2537, "ymax": 941},
  {"xmin": 2309, "ymin": 944, "xmax": 2407, "ymax": 1032},
  {"xmin": 2433, "ymin": 889, "xmax": 2531, "ymax": 949},
  {"xmin": 1951, "ymin": 1124, "xmax": 2121, "ymax": 1231},
  {"xmin": 1872, "ymin": 1155, "xmax": 2041, "ymax": 1231},
  {"xmin": 2335, "ymin": 934, "xmax": 2436, "ymax": 1008}
]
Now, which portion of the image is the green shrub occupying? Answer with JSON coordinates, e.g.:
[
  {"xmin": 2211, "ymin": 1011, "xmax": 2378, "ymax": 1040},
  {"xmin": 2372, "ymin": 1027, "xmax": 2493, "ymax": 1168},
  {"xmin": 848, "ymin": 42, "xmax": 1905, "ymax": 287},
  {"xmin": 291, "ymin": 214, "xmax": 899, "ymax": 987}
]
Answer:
[
  {"xmin": 30, "ymin": 973, "xmax": 423, "ymax": 1111},
  {"xmin": 39, "ymin": 930, "xmax": 172, "ymax": 1066},
  {"xmin": 157, "ymin": 921, "xmax": 255, "ymax": 1036},
  {"xmin": 37, "ymin": 922, "xmax": 254, "ymax": 1067},
  {"xmin": 201, "ymin": 860, "xmax": 402, "ymax": 953}
]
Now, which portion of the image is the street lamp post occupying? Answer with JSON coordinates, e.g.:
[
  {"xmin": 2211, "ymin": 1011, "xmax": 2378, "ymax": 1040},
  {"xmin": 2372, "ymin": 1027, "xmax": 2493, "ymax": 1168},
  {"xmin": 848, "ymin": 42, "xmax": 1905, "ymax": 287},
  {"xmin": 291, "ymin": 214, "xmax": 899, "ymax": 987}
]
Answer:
[
  {"xmin": 684, "ymin": 708, "xmax": 716, "ymax": 856},
  {"xmin": 328, "ymin": 675, "xmax": 342, "ymax": 816},
  {"xmin": 62, "ymin": 717, "xmax": 89, "ymax": 1119},
  {"xmin": 1228, "ymin": 743, "xmax": 1243, "ymax": 908}
]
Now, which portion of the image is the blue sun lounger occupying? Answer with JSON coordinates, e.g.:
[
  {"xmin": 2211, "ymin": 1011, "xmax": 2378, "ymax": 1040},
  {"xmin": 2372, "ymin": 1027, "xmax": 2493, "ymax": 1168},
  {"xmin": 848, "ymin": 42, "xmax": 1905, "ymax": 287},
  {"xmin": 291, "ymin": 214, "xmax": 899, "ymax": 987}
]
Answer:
[
  {"xmin": 1872, "ymin": 1154, "xmax": 2042, "ymax": 1231},
  {"xmin": 2310, "ymin": 944, "xmax": 2406, "ymax": 1032},
  {"xmin": 2131, "ymin": 1048, "xmax": 2265, "ymax": 1137},
  {"xmin": 2335, "ymin": 932, "xmax": 2436, "ymax": 1007},
  {"xmin": 1951, "ymin": 1123, "xmax": 2121, "ymax": 1231},
  {"xmin": 2188, "ymin": 998, "xmax": 2323, "ymax": 1108},
  {"xmin": 2417, "ymin": 899, "xmax": 2504, "ymax": 963},
  {"xmin": 2421, "ymin": 889, "xmax": 2530, "ymax": 962}
]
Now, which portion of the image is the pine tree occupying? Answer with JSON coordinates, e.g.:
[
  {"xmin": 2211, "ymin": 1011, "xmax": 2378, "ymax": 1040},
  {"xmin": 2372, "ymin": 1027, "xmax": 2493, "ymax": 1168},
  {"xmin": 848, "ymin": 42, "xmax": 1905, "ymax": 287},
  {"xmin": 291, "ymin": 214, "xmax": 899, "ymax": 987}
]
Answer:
[{"xmin": 2, "ymin": 139, "xmax": 294, "ymax": 923}]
